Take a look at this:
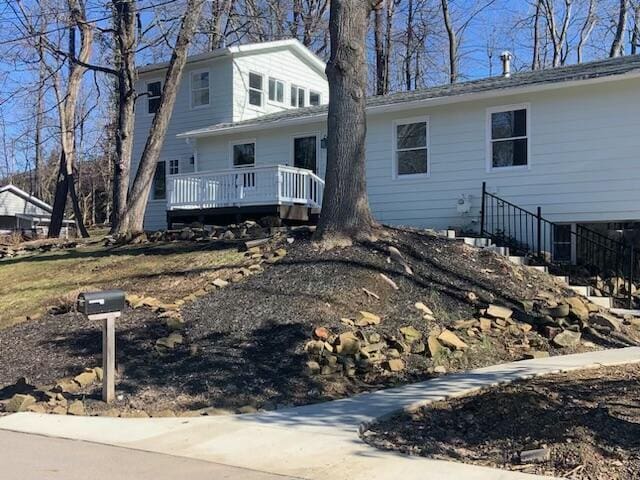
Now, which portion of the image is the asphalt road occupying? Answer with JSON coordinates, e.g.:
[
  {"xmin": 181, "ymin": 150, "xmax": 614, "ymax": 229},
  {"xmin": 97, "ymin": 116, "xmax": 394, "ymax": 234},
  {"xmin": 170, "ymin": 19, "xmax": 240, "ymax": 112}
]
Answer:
[{"xmin": 0, "ymin": 429, "xmax": 300, "ymax": 480}]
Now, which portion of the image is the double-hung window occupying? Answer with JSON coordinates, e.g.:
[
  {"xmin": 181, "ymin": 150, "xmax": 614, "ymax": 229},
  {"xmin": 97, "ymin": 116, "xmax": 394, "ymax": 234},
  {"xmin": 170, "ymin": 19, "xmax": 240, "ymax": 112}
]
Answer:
[
  {"xmin": 147, "ymin": 80, "xmax": 162, "ymax": 115},
  {"xmin": 394, "ymin": 118, "xmax": 429, "ymax": 177},
  {"xmin": 152, "ymin": 161, "xmax": 166, "ymax": 200},
  {"xmin": 268, "ymin": 77, "xmax": 285, "ymax": 103},
  {"xmin": 249, "ymin": 73, "xmax": 264, "ymax": 107},
  {"xmin": 191, "ymin": 70, "xmax": 210, "ymax": 108},
  {"xmin": 291, "ymin": 85, "xmax": 306, "ymax": 108},
  {"xmin": 169, "ymin": 159, "xmax": 179, "ymax": 175},
  {"xmin": 488, "ymin": 105, "xmax": 529, "ymax": 169}
]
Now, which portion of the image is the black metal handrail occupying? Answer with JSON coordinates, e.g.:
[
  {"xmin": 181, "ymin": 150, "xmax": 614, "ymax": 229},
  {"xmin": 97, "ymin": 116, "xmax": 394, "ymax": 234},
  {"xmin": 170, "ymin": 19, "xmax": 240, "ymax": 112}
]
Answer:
[{"xmin": 479, "ymin": 182, "xmax": 635, "ymax": 307}]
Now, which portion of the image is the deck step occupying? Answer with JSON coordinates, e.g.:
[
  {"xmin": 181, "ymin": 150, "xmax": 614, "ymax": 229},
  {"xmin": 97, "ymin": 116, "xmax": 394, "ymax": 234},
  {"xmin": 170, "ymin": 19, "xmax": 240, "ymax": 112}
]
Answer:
[
  {"xmin": 589, "ymin": 296, "xmax": 614, "ymax": 308},
  {"xmin": 569, "ymin": 285, "xmax": 592, "ymax": 296},
  {"xmin": 507, "ymin": 256, "xmax": 528, "ymax": 266},
  {"xmin": 553, "ymin": 275, "xmax": 570, "ymax": 284}
]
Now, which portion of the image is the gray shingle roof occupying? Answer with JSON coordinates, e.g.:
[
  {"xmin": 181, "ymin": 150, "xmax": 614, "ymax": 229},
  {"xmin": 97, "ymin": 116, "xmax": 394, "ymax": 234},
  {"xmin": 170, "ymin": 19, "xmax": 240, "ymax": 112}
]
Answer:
[{"xmin": 179, "ymin": 54, "xmax": 640, "ymax": 138}]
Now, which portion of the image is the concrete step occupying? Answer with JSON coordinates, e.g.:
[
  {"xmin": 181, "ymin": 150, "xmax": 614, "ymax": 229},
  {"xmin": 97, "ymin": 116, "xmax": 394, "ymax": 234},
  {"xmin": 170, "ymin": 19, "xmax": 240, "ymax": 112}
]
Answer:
[
  {"xmin": 482, "ymin": 245, "xmax": 510, "ymax": 256},
  {"xmin": 554, "ymin": 275, "xmax": 570, "ymax": 284},
  {"xmin": 527, "ymin": 265, "xmax": 549, "ymax": 273},
  {"xmin": 460, "ymin": 237, "xmax": 493, "ymax": 248},
  {"xmin": 589, "ymin": 296, "xmax": 614, "ymax": 308},
  {"xmin": 610, "ymin": 308, "xmax": 640, "ymax": 316},
  {"xmin": 507, "ymin": 256, "xmax": 528, "ymax": 266},
  {"xmin": 569, "ymin": 285, "xmax": 592, "ymax": 296}
]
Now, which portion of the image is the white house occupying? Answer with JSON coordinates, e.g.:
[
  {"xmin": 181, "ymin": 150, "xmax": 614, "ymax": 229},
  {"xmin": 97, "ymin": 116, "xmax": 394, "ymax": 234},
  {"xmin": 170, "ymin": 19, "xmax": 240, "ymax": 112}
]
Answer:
[
  {"xmin": 134, "ymin": 40, "xmax": 640, "ymax": 260},
  {"xmin": 132, "ymin": 39, "xmax": 330, "ymax": 229}
]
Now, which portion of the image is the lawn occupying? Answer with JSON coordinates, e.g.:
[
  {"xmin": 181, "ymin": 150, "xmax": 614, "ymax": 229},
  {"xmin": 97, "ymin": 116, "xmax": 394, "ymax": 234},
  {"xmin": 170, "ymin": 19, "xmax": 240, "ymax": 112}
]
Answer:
[{"xmin": 0, "ymin": 237, "xmax": 244, "ymax": 329}]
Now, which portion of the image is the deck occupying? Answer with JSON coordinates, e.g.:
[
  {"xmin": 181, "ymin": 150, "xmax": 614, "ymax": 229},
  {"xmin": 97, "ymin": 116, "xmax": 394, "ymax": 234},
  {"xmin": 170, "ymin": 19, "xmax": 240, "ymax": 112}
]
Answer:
[{"xmin": 166, "ymin": 164, "xmax": 324, "ymax": 225}]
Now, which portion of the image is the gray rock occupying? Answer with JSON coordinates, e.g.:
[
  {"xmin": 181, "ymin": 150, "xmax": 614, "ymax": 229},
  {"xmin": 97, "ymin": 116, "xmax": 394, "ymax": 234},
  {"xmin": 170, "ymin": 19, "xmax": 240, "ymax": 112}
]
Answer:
[{"xmin": 552, "ymin": 330, "xmax": 581, "ymax": 348}]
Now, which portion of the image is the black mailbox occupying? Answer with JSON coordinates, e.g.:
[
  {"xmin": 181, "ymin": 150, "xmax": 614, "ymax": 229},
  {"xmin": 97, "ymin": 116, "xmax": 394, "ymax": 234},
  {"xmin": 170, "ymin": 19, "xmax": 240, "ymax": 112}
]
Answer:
[{"xmin": 77, "ymin": 290, "xmax": 126, "ymax": 316}]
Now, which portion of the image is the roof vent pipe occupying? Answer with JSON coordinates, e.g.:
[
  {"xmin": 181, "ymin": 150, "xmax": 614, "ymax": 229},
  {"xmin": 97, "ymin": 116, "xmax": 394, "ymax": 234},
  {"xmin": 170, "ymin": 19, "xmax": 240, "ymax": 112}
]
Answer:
[{"xmin": 500, "ymin": 51, "xmax": 513, "ymax": 78}]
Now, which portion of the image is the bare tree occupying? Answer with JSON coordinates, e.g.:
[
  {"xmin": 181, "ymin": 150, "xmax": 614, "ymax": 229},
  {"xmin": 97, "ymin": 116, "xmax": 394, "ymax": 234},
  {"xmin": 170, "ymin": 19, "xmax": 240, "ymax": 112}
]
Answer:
[
  {"xmin": 315, "ymin": 0, "xmax": 377, "ymax": 246},
  {"xmin": 610, "ymin": 0, "xmax": 629, "ymax": 57},
  {"xmin": 577, "ymin": 0, "xmax": 597, "ymax": 63},
  {"xmin": 441, "ymin": 0, "xmax": 458, "ymax": 83},
  {"xmin": 541, "ymin": 0, "xmax": 573, "ymax": 67},
  {"xmin": 117, "ymin": 0, "xmax": 207, "ymax": 235}
]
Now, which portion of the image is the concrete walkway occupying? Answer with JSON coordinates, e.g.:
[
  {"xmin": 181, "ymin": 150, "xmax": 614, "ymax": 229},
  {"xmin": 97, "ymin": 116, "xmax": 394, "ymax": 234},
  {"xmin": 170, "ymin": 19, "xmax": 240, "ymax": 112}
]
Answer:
[
  {"xmin": 0, "ymin": 430, "xmax": 300, "ymax": 480},
  {"xmin": 2, "ymin": 347, "xmax": 640, "ymax": 480}
]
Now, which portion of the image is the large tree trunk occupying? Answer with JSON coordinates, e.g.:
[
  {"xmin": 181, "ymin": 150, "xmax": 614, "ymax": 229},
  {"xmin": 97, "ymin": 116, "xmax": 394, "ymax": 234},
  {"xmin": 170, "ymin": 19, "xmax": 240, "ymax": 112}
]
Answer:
[
  {"xmin": 110, "ymin": 0, "xmax": 137, "ymax": 233},
  {"xmin": 610, "ymin": 0, "xmax": 629, "ymax": 58},
  {"xmin": 441, "ymin": 0, "xmax": 458, "ymax": 83},
  {"xmin": 314, "ymin": 0, "xmax": 377, "ymax": 247},
  {"xmin": 404, "ymin": 0, "xmax": 414, "ymax": 90},
  {"xmin": 117, "ymin": 0, "xmax": 206, "ymax": 235}
]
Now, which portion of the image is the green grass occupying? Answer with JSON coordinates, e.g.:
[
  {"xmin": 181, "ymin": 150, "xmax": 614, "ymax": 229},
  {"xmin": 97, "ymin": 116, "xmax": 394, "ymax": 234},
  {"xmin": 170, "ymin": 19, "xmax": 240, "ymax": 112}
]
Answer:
[{"xmin": 0, "ymin": 237, "xmax": 244, "ymax": 329}]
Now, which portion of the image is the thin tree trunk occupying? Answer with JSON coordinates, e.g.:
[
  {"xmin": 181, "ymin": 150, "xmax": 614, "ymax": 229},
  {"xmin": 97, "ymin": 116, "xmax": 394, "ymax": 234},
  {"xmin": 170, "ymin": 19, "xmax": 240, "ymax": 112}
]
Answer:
[
  {"xmin": 118, "ymin": 0, "xmax": 206, "ymax": 235},
  {"xmin": 405, "ymin": 0, "xmax": 413, "ymax": 90},
  {"xmin": 314, "ymin": 0, "xmax": 377, "ymax": 246},
  {"xmin": 577, "ymin": 0, "xmax": 596, "ymax": 63},
  {"xmin": 373, "ymin": 0, "xmax": 386, "ymax": 95},
  {"xmin": 610, "ymin": 0, "xmax": 629, "ymax": 58},
  {"xmin": 441, "ymin": 0, "xmax": 458, "ymax": 83},
  {"xmin": 532, "ymin": 0, "xmax": 541, "ymax": 70},
  {"xmin": 35, "ymin": 36, "xmax": 45, "ymax": 199},
  {"xmin": 632, "ymin": 3, "xmax": 640, "ymax": 55}
]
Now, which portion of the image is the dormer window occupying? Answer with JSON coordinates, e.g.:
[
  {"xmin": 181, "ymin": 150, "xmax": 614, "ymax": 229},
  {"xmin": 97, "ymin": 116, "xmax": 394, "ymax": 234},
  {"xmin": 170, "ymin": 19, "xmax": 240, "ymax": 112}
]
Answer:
[
  {"xmin": 268, "ymin": 77, "xmax": 285, "ymax": 103},
  {"xmin": 191, "ymin": 70, "xmax": 210, "ymax": 108},
  {"xmin": 249, "ymin": 72, "xmax": 264, "ymax": 107},
  {"xmin": 147, "ymin": 80, "xmax": 162, "ymax": 114},
  {"xmin": 291, "ymin": 85, "xmax": 306, "ymax": 108},
  {"xmin": 309, "ymin": 91, "xmax": 321, "ymax": 106}
]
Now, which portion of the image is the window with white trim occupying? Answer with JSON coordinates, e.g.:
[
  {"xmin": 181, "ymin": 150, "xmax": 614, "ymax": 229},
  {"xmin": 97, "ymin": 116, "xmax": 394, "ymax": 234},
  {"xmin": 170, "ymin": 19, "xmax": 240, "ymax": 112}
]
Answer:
[
  {"xmin": 309, "ymin": 91, "xmax": 321, "ymax": 106},
  {"xmin": 191, "ymin": 70, "xmax": 210, "ymax": 108},
  {"xmin": 488, "ymin": 106, "xmax": 528, "ymax": 168},
  {"xmin": 290, "ymin": 85, "xmax": 306, "ymax": 108},
  {"xmin": 248, "ymin": 73, "xmax": 264, "ymax": 107},
  {"xmin": 394, "ymin": 119, "xmax": 428, "ymax": 177},
  {"xmin": 152, "ymin": 161, "xmax": 166, "ymax": 200},
  {"xmin": 169, "ymin": 159, "xmax": 179, "ymax": 175},
  {"xmin": 268, "ymin": 77, "xmax": 285, "ymax": 103},
  {"xmin": 147, "ymin": 80, "xmax": 162, "ymax": 114},
  {"xmin": 232, "ymin": 142, "xmax": 256, "ymax": 167}
]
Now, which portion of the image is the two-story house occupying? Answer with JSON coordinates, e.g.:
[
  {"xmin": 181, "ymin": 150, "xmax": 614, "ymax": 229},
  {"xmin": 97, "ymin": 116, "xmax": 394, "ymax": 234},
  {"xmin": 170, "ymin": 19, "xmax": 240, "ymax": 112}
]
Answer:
[{"xmin": 133, "ymin": 39, "xmax": 330, "ymax": 230}]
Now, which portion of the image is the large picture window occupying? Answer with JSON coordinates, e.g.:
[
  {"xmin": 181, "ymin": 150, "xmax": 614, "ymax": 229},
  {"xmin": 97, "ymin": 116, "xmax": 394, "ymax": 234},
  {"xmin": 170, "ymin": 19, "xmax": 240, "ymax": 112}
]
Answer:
[
  {"xmin": 147, "ymin": 80, "xmax": 162, "ymax": 114},
  {"xmin": 232, "ymin": 142, "xmax": 256, "ymax": 167},
  {"xmin": 191, "ymin": 70, "xmax": 210, "ymax": 108},
  {"xmin": 394, "ymin": 118, "xmax": 428, "ymax": 177},
  {"xmin": 488, "ymin": 105, "xmax": 529, "ymax": 169},
  {"xmin": 152, "ymin": 161, "xmax": 166, "ymax": 200},
  {"xmin": 249, "ymin": 73, "xmax": 264, "ymax": 107}
]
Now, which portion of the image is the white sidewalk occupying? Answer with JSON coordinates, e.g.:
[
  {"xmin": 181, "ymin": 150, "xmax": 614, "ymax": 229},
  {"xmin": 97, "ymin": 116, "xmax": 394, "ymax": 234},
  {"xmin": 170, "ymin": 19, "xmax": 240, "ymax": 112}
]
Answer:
[{"xmin": 2, "ymin": 347, "xmax": 640, "ymax": 480}]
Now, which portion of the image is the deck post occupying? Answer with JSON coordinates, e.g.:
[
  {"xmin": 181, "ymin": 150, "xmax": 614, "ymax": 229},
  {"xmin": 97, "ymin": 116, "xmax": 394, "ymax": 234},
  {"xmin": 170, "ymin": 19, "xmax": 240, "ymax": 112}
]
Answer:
[
  {"xmin": 479, "ymin": 182, "xmax": 486, "ymax": 235},
  {"xmin": 536, "ymin": 206, "xmax": 542, "ymax": 260}
]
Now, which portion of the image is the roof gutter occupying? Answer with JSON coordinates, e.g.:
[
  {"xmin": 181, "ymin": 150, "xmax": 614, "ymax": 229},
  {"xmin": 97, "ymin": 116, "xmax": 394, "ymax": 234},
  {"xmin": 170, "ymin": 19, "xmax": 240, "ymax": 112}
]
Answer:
[{"xmin": 177, "ymin": 69, "xmax": 640, "ymax": 140}]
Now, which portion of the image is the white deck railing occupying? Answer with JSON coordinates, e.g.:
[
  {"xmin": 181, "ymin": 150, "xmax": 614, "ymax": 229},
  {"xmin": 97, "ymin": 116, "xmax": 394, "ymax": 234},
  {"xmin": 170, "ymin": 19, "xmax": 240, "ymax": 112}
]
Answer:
[{"xmin": 167, "ymin": 165, "xmax": 324, "ymax": 211}]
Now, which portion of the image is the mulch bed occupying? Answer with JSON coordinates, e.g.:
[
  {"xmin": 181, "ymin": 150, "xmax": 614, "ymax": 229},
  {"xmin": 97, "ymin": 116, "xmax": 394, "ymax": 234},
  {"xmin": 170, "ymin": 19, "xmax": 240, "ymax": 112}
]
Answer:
[
  {"xmin": 0, "ymin": 227, "xmax": 630, "ymax": 416},
  {"xmin": 363, "ymin": 363, "xmax": 640, "ymax": 480}
]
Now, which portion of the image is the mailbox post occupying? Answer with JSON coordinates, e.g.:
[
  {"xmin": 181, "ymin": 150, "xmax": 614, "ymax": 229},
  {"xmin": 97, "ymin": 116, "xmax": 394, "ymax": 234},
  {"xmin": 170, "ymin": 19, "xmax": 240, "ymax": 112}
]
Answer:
[{"xmin": 77, "ymin": 290, "xmax": 125, "ymax": 403}]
